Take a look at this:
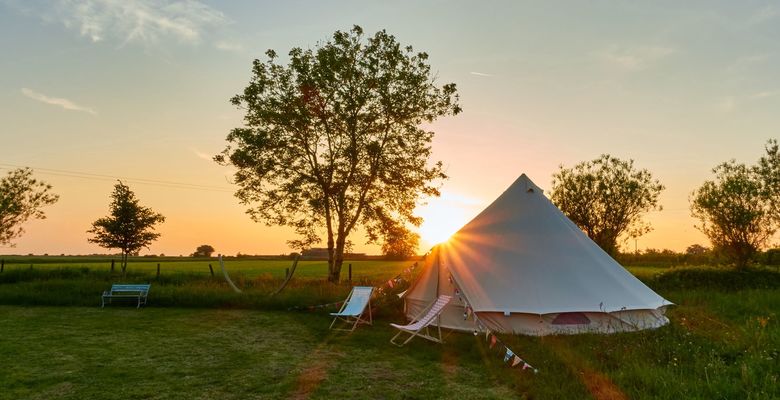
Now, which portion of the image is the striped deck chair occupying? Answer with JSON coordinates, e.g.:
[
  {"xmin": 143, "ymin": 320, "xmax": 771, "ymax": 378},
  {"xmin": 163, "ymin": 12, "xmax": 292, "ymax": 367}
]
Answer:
[
  {"xmin": 390, "ymin": 295, "xmax": 452, "ymax": 346},
  {"xmin": 329, "ymin": 286, "xmax": 374, "ymax": 332}
]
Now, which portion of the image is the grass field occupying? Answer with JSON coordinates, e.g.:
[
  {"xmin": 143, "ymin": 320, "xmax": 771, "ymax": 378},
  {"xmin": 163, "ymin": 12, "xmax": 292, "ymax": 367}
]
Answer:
[
  {"xmin": 0, "ymin": 256, "xmax": 413, "ymax": 280},
  {"xmin": 0, "ymin": 258, "xmax": 778, "ymax": 399}
]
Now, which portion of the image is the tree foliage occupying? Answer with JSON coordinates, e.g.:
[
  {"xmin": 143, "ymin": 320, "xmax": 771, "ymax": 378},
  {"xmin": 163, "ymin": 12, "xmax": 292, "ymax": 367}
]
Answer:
[
  {"xmin": 685, "ymin": 244, "xmax": 710, "ymax": 256},
  {"xmin": 87, "ymin": 182, "xmax": 165, "ymax": 272},
  {"xmin": 691, "ymin": 161, "xmax": 777, "ymax": 269},
  {"xmin": 758, "ymin": 138, "xmax": 779, "ymax": 217},
  {"xmin": 550, "ymin": 155, "xmax": 664, "ymax": 256},
  {"xmin": 192, "ymin": 244, "xmax": 215, "ymax": 257},
  {"xmin": 0, "ymin": 168, "xmax": 59, "ymax": 246},
  {"xmin": 216, "ymin": 26, "xmax": 460, "ymax": 282},
  {"xmin": 381, "ymin": 222, "xmax": 420, "ymax": 260}
]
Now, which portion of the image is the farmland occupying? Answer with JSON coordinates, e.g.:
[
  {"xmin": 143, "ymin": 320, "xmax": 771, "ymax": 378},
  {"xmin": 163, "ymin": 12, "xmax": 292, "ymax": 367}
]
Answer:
[{"xmin": 0, "ymin": 257, "xmax": 778, "ymax": 399}]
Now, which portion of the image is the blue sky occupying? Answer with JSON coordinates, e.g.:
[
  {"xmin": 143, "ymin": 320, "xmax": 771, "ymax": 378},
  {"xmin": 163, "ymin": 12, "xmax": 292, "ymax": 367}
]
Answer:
[{"xmin": 1, "ymin": 1, "xmax": 778, "ymax": 255}]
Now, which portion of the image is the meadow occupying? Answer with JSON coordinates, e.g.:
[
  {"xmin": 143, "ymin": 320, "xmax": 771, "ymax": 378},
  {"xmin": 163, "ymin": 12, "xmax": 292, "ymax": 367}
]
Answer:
[{"xmin": 0, "ymin": 257, "xmax": 778, "ymax": 399}]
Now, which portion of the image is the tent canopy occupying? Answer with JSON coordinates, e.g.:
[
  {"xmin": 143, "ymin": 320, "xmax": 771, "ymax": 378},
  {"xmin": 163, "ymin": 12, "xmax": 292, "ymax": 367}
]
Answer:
[{"xmin": 404, "ymin": 174, "xmax": 671, "ymax": 335}]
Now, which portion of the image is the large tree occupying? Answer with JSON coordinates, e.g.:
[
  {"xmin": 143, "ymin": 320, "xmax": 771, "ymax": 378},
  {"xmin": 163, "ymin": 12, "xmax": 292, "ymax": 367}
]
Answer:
[
  {"xmin": 550, "ymin": 155, "xmax": 664, "ymax": 256},
  {"xmin": 216, "ymin": 26, "xmax": 460, "ymax": 282},
  {"xmin": 0, "ymin": 168, "xmax": 59, "ymax": 246},
  {"xmin": 758, "ymin": 138, "xmax": 779, "ymax": 218},
  {"xmin": 690, "ymin": 161, "xmax": 776, "ymax": 269},
  {"xmin": 88, "ymin": 182, "xmax": 165, "ymax": 272}
]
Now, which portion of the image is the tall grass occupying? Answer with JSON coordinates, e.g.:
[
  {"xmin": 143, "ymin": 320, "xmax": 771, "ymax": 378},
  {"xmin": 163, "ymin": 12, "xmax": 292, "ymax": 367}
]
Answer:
[{"xmin": 0, "ymin": 263, "xmax": 416, "ymax": 314}]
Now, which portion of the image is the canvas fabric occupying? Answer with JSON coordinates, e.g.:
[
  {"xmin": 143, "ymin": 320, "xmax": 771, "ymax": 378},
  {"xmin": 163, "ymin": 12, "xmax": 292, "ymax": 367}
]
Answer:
[{"xmin": 404, "ymin": 174, "xmax": 671, "ymax": 335}]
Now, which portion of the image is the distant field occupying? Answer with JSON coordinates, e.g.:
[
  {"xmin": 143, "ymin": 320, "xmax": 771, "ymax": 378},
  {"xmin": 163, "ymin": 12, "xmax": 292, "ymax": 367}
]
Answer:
[
  {"xmin": 0, "ymin": 255, "xmax": 688, "ymax": 280},
  {"xmin": 0, "ymin": 256, "xmax": 415, "ymax": 281}
]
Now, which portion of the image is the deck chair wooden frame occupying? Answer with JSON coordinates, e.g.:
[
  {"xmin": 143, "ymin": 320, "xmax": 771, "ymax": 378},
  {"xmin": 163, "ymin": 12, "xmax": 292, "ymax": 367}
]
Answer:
[
  {"xmin": 390, "ymin": 295, "xmax": 452, "ymax": 347},
  {"xmin": 329, "ymin": 286, "xmax": 374, "ymax": 332}
]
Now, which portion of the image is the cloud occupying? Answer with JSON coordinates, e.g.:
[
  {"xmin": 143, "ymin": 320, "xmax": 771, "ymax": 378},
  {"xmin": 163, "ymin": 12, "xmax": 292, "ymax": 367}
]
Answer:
[
  {"xmin": 748, "ymin": 90, "xmax": 779, "ymax": 100},
  {"xmin": 599, "ymin": 45, "xmax": 676, "ymax": 71},
  {"xmin": 26, "ymin": 0, "xmax": 230, "ymax": 45},
  {"xmin": 469, "ymin": 71, "xmax": 494, "ymax": 77},
  {"xmin": 191, "ymin": 148, "xmax": 213, "ymax": 161},
  {"xmin": 21, "ymin": 88, "xmax": 97, "ymax": 115},
  {"xmin": 215, "ymin": 40, "xmax": 243, "ymax": 52},
  {"xmin": 747, "ymin": 5, "xmax": 779, "ymax": 25},
  {"xmin": 714, "ymin": 90, "xmax": 777, "ymax": 113}
]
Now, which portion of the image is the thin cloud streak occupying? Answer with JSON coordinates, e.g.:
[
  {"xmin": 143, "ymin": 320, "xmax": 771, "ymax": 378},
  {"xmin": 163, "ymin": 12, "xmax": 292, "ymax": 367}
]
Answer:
[
  {"xmin": 470, "ymin": 71, "xmax": 493, "ymax": 77},
  {"xmin": 46, "ymin": 0, "xmax": 229, "ymax": 45},
  {"xmin": 598, "ymin": 45, "xmax": 676, "ymax": 71},
  {"xmin": 215, "ymin": 40, "xmax": 243, "ymax": 52},
  {"xmin": 21, "ymin": 88, "xmax": 97, "ymax": 115},
  {"xmin": 749, "ymin": 90, "xmax": 779, "ymax": 99},
  {"xmin": 191, "ymin": 148, "xmax": 214, "ymax": 162}
]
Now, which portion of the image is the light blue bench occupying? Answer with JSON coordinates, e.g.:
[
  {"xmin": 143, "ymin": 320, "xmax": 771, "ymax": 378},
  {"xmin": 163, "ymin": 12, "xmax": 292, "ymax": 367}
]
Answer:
[{"xmin": 101, "ymin": 284, "xmax": 150, "ymax": 308}]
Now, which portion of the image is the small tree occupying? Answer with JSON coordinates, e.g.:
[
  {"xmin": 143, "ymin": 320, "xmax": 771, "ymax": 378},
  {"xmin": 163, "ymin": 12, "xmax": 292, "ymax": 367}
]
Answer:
[
  {"xmin": 192, "ymin": 244, "xmax": 215, "ymax": 257},
  {"xmin": 216, "ymin": 26, "xmax": 460, "ymax": 282},
  {"xmin": 685, "ymin": 244, "xmax": 710, "ymax": 256},
  {"xmin": 690, "ymin": 161, "xmax": 776, "ymax": 269},
  {"xmin": 0, "ymin": 168, "xmax": 59, "ymax": 246},
  {"xmin": 88, "ymin": 182, "xmax": 165, "ymax": 272},
  {"xmin": 550, "ymin": 155, "xmax": 664, "ymax": 256}
]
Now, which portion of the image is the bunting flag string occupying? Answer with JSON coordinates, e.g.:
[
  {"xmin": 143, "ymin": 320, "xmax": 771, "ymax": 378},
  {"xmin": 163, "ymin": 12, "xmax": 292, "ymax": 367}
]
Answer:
[
  {"xmin": 448, "ymin": 272, "xmax": 539, "ymax": 374},
  {"xmin": 287, "ymin": 300, "xmax": 344, "ymax": 311},
  {"xmin": 289, "ymin": 262, "xmax": 419, "ymax": 311}
]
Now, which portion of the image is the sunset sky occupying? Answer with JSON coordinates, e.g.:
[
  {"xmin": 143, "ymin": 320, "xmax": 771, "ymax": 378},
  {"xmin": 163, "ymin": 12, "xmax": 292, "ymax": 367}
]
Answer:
[{"xmin": 1, "ymin": 1, "xmax": 779, "ymax": 256}]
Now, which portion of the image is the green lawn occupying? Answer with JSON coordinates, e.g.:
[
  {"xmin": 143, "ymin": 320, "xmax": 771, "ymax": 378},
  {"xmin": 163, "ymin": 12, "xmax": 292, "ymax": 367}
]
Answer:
[
  {"xmin": 0, "ymin": 262, "xmax": 778, "ymax": 399},
  {"xmin": 0, "ymin": 306, "xmax": 527, "ymax": 399}
]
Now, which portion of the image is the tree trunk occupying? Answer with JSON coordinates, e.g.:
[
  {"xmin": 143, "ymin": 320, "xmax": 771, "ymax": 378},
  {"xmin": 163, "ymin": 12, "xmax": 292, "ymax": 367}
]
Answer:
[
  {"xmin": 327, "ymin": 227, "xmax": 338, "ymax": 283},
  {"xmin": 327, "ymin": 230, "xmax": 348, "ymax": 283},
  {"xmin": 121, "ymin": 251, "xmax": 128, "ymax": 274}
]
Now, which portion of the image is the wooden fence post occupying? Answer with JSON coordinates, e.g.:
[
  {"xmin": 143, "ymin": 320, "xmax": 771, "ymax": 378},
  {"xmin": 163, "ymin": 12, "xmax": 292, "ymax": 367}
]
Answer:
[
  {"xmin": 348, "ymin": 263, "xmax": 352, "ymax": 282},
  {"xmin": 1, "ymin": 259, "xmax": 4, "ymax": 273},
  {"xmin": 111, "ymin": 259, "xmax": 115, "ymax": 272},
  {"xmin": 156, "ymin": 263, "xmax": 161, "ymax": 280},
  {"xmin": 208, "ymin": 264, "xmax": 214, "ymax": 277}
]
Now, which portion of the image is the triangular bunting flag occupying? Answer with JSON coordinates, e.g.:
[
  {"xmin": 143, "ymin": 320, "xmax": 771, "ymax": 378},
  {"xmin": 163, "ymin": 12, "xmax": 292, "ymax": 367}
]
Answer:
[
  {"xmin": 504, "ymin": 348, "xmax": 514, "ymax": 363},
  {"xmin": 522, "ymin": 362, "xmax": 531, "ymax": 370},
  {"xmin": 512, "ymin": 356, "xmax": 522, "ymax": 367},
  {"xmin": 490, "ymin": 335, "xmax": 497, "ymax": 349}
]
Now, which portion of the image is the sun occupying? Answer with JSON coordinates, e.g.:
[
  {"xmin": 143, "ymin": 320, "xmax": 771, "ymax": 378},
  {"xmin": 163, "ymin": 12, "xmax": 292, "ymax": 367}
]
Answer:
[{"xmin": 415, "ymin": 192, "xmax": 478, "ymax": 246}]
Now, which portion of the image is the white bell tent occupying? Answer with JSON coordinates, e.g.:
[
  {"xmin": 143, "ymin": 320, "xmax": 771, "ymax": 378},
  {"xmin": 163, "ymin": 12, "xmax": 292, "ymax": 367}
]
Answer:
[{"xmin": 403, "ymin": 174, "xmax": 671, "ymax": 335}]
